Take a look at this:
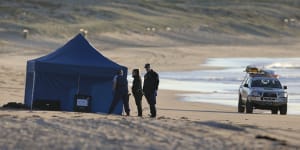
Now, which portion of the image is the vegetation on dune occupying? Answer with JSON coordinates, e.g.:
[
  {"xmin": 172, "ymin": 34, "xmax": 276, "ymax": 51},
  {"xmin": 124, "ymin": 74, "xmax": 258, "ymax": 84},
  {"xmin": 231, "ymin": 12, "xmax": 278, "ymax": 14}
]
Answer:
[{"xmin": 0, "ymin": 0, "xmax": 299, "ymax": 38}]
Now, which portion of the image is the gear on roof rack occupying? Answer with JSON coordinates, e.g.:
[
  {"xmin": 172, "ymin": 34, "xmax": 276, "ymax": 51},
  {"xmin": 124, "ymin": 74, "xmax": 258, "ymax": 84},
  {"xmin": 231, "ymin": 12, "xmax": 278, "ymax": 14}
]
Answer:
[{"xmin": 245, "ymin": 65, "xmax": 279, "ymax": 78}]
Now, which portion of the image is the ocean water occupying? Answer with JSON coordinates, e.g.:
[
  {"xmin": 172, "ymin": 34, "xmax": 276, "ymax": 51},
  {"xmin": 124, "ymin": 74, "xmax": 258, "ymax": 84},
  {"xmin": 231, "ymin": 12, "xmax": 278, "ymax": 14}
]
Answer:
[{"xmin": 157, "ymin": 58, "xmax": 300, "ymax": 115}]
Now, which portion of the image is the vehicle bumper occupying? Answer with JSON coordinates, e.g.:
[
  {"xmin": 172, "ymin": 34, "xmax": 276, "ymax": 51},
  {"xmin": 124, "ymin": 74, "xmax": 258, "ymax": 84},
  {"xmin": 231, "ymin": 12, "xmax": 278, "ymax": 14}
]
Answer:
[{"xmin": 248, "ymin": 96, "xmax": 287, "ymax": 106}]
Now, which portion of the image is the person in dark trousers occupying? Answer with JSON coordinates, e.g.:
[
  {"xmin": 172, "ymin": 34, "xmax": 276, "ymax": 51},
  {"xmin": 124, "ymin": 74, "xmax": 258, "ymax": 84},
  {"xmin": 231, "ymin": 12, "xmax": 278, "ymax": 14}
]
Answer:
[
  {"xmin": 108, "ymin": 69, "xmax": 130, "ymax": 116},
  {"xmin": 143, "ymin": 63, "xmax": 159, "ymax": 118},
  {"xmin": 132, "ymin": 69, "xmax": 143, "ymax": 117}
]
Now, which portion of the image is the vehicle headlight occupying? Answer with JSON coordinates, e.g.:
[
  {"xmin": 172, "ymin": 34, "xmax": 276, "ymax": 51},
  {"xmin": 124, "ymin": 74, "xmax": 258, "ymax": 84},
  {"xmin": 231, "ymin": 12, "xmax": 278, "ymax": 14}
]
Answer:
[
  {"xmin": 250, "ymin": 91, "xmax": 261, "ymax": 97},
  {"xmin": 278, "ymin": 92, "xmax": 288, "ymax": 98}
]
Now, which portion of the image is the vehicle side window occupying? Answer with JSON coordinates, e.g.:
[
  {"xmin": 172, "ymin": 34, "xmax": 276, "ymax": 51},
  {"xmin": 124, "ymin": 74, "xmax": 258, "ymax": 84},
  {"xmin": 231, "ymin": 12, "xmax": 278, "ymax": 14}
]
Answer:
[{"xmin": 247, "ymin": 79, "xmax": 251, "ymax": 87}]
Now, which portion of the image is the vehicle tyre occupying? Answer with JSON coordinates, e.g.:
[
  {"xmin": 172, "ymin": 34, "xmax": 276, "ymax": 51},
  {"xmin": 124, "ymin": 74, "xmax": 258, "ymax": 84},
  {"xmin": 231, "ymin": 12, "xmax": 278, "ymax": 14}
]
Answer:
[
  {"xmin": 246, "ymin": 101, "xmax": 253, "ymax": 113},
  {"xmin": 279, "ymin": 104, "xmax": 287, "ymax": 115},
  {"xmin": 238, "ymin": 95, "xmax": 245, "ymax": 113},
  {"xmin": 271, "ymin": 107, "xmax": 278, "ymax": 114}
]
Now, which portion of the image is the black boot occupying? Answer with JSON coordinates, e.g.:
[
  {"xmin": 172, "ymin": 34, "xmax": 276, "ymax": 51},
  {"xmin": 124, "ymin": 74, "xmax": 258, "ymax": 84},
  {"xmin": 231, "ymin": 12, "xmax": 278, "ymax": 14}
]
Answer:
[
  {"xmin": 137, "ymin": 105, "xmax": 142, "ymax": 117},
  {"xmin": 150, "ymin": 105, "xmax": 156, "ymax": 118}
]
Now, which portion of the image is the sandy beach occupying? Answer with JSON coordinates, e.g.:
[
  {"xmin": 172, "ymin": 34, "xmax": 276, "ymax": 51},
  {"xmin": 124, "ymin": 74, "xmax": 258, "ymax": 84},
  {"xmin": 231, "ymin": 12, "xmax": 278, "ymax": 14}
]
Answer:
[
  {"xmin": 1, "ymin": 35, "xmax": 300, "ymax": 149},
  {"xmin": 1, "ymin": 1, "xmax": 300, "ymax": 149}
]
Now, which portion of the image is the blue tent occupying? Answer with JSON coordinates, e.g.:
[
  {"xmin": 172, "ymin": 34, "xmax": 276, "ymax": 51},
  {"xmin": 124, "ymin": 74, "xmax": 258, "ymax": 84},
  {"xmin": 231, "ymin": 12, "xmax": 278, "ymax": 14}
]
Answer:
[{"xmin": 24, "ymin": 34, "xmax": 127, "ymax": 114}]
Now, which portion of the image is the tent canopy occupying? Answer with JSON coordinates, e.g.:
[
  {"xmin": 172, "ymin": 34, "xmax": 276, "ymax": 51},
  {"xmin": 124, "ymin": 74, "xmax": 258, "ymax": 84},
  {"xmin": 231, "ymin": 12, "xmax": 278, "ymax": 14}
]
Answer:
[
  {"xmin": 24, "ymin": 34, "xmax": 127, "ymax": 114},
  {"xmin": 27, "ymin": 34, "xmax": 125, "ymax": 77}
]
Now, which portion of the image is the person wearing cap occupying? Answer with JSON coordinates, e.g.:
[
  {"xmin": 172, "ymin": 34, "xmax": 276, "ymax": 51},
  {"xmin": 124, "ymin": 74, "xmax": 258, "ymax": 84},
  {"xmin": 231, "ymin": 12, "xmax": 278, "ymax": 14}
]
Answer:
[
  {"xmin": 143, "ymin": 63, "xmax": 159, "ymax": 118},
  {"xmin": 108, "ymin": 69, "xmax": 130, "ymax": 116},
  {"xmin": 132, "ymin": 69, "xmax": 143, "ymax": 117}
]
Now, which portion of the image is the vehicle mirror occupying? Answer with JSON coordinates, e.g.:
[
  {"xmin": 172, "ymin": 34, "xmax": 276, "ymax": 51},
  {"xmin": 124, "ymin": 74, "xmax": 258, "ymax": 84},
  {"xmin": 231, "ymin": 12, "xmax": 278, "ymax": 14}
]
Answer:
[
  {"xmin": 244, "ymin": 84, "xmax": 249, "ymax": 88},
  {"xmin": 283, "ymin": 85, "xmax": 287, "ymax": 90}
]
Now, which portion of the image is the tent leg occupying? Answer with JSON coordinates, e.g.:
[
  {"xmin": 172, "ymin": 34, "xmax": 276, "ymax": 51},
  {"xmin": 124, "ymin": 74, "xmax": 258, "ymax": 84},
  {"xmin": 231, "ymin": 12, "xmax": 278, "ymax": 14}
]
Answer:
[{"xmin": 30, "ymin": 71, "xmax": 36, "ymax": 112}]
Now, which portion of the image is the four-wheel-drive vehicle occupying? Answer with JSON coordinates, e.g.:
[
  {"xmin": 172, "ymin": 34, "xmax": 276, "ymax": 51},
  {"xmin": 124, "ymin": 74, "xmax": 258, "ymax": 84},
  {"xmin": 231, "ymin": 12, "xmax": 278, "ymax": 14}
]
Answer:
[{"xmin": 238, "ymin": 66, "xmax": 288, "ymax": 115}]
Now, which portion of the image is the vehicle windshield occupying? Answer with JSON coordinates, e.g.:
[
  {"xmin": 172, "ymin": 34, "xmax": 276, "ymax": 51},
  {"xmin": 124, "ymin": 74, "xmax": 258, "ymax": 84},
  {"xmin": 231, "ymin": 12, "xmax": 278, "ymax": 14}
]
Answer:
[{"xmin": 251, "ymin": 78, "xmax": 282, "ymax": 89}]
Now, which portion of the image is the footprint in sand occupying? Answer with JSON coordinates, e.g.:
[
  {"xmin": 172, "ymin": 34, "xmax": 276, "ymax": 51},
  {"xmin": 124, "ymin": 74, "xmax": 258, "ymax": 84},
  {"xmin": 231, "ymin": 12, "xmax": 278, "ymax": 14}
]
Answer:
[
  {"xmin": 157, "ymin": 116, "xmax": 165, "ymax": 120},
  {"xmin": 180, "ymin": 116, "xmax": 188, "ymax": 120},
  {"xmin": 32, "ymin": 115, "xmax": 40, "ymax": 118},
  {"xmin": 52, "ymin": 115, "xmax": 64, "ymax": 119}
]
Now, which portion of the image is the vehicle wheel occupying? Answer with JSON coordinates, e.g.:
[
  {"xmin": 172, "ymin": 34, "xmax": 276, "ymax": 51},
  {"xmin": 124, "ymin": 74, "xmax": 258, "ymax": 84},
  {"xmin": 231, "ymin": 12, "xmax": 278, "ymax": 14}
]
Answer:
[
  {"xmin": 279, "ymin": 104, "xmax": 287, "ymax": 115},
  {"xmin": 246, "ymin": 101, "xmax": 253, "ymax": 113},
  {"xmin": 271, "ymin": 107, "xmax": 278, "ymax": 114},
  {"xmin": 238, "ymin": 95, "xmax": 245, "ymax": 113}
]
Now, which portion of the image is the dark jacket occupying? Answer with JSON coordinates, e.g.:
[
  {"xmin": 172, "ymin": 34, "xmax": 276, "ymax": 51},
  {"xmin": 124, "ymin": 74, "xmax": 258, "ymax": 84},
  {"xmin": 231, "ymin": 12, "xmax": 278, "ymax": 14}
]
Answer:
[
  {"xmin": 116, "ymin": 75, "xmax": 128, "ymax": 94},
  {"xmin": 143, "ymin": 70, "xmax": 159, "ymax": 93},
  {"xmin": 132, "ymin": 77, "xmax": 143, "ymax": 97}
]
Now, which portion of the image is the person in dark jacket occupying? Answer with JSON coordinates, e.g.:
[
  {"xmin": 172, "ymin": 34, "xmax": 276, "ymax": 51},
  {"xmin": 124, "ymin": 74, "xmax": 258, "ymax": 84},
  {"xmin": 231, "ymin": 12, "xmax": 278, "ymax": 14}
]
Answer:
[
  {"xmin": 108, "ymin": 69, "xmax": 130, "ymax": 116},
  {"xmin": 132, "ymin": 69, "xmax": 143, "ymax": 117},
  {"xmin": 143, "ymin": 63, "xmax": 159, "ymax": 118}
]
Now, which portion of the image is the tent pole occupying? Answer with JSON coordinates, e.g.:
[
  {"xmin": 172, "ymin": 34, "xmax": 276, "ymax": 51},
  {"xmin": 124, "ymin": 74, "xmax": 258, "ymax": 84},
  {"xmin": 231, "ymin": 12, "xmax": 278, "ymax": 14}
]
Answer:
[{"xmin": 30, "ymin": 71, "xmax": 36, "ymax": 112}]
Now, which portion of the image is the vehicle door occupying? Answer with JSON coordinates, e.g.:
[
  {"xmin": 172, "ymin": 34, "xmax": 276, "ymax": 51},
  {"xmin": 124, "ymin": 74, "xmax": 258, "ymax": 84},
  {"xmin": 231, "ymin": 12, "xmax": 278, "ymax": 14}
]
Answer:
[{"xmin": 241, "ymin": 78, "xmax": 251, "ymax": 101}]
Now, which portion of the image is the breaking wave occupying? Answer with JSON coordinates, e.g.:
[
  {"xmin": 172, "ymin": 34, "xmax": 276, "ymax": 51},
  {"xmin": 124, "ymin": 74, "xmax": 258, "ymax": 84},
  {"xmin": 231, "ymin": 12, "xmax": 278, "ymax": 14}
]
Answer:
[{"xmin": 265, "ymin": 62, "xmax": 300, "ymax": 69}]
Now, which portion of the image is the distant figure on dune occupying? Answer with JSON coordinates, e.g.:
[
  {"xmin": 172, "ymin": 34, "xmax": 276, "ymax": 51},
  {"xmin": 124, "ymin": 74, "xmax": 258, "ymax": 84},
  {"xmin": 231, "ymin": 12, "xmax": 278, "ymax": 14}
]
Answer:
[
  {"xmin": 108, "ymin": 70, "xmax": 130, "ymax": 116},
  {"xmin": 143, "ymin": 63, "xmax": 159, "ymax": 118},
  {"xmin": 132, "ymin": 69, "xmax": 143, "ymax": 117}
]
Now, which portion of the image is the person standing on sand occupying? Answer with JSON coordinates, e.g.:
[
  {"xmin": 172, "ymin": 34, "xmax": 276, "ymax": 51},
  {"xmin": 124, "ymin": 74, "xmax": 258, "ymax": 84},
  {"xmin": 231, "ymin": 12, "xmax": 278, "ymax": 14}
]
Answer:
[
  {"xmin": 108, "ymin": 70, "xmax": 130, "ymax": 116},
  {"xmin": 132, "ymin": 69, "xmax": 143, "ymax": 117},
  {"xmin": 143, "ymin": 63, "xmax": 159, "ymax": 118}
]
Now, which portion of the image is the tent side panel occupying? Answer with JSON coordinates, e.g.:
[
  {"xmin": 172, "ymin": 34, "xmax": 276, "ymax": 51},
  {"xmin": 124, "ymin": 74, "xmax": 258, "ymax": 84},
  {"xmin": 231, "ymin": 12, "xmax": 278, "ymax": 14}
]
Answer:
[
  {"xmin": 91, "ymin": 80, "xmax": 122, "ymax": 114},
  {"xmin": 33, "ymin": 72, "xmax": 78, "ymax": 111}
]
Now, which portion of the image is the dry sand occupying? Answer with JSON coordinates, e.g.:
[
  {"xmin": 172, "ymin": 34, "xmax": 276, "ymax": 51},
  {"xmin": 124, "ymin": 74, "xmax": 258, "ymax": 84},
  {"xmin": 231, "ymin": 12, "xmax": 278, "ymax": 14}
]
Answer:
[{"xmin": 1, "ymin": 34, "xmax": 300, "ymax": 149}]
